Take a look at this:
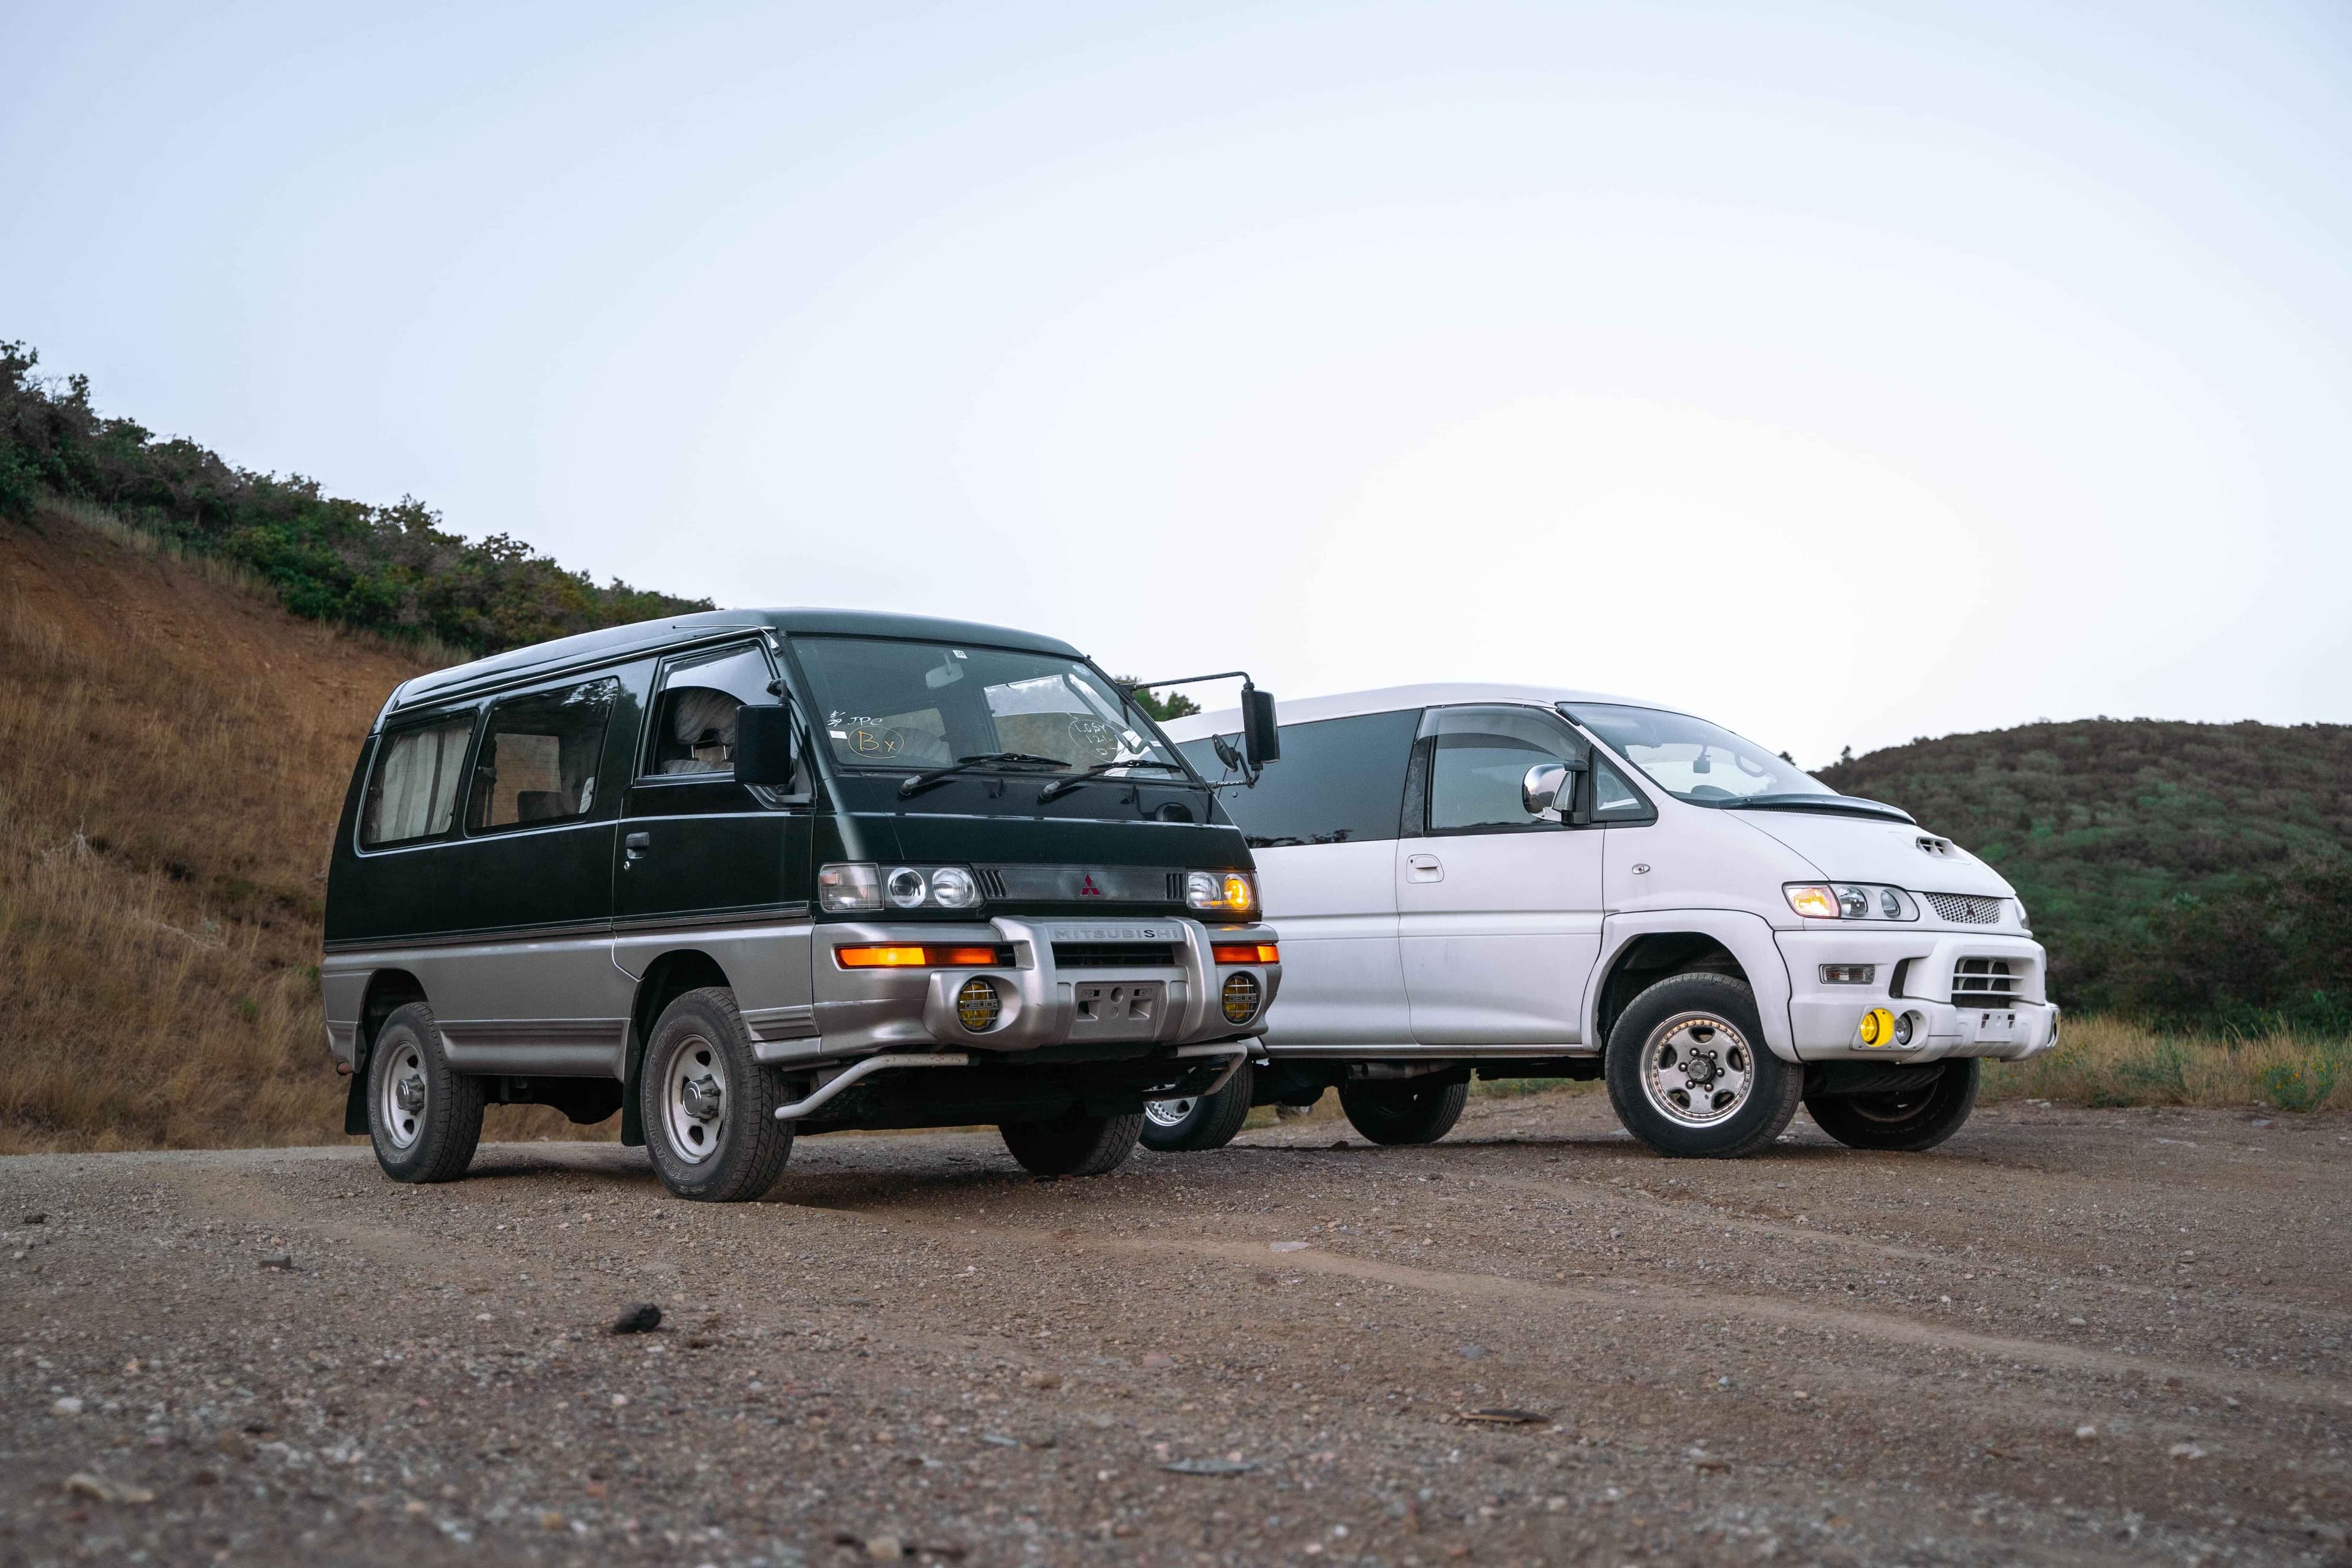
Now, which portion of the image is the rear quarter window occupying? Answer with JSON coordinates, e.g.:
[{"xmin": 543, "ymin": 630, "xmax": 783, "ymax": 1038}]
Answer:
[{"xmin": 360, "ymin": 714, "xmax": 476, "ymax": 848}]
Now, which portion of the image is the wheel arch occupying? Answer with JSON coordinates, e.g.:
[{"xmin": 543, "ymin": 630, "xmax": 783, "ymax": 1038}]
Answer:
[
  {"xmin": 1586, "ymin": 912, "xmax": 1797, "ymax": 1061},
  {"xmin": 620, "ymin": 950, "xmax": 734, "ymax": 1147}
]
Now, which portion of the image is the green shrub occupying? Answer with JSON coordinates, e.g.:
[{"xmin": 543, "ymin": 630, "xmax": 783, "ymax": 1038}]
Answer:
[{"xmin": 2257, "ymin": 1055, "xmax": 2339, "ymax": 1113}]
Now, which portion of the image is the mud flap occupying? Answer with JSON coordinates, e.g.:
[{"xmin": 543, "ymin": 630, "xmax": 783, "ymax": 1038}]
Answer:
[{"xmin": 342, "ymin": 1065, "xmax": 369, "ymax": 1136}]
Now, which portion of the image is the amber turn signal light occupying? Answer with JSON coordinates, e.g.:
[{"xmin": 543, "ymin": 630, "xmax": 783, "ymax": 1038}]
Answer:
[
  {"xmin": 1211, "ymin": 943, "xmax": 1280, "ymax": 965},
  {"xmin": 834, "ymin": 944, "xmax": 1006, "ymax": 969}
]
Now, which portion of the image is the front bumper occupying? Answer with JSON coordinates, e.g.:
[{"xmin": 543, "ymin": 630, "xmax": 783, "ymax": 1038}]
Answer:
[
  {"xmin": 765, "ymin": 914, "xmax": 1281, "ymax": 1065},
  {"xmin": 1777, "ymin": 930, "xmax": 2058, "ymax": 1064}
]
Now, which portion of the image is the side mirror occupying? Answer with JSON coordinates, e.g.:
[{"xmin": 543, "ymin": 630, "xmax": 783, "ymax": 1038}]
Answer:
[
  {"xmin": 1242, "ymin": 685, "xmax": 1281, "ymax": 768},
  {"xmin": 1521, "ymin": 761, "xmax": 1574, "ymax": 817},
  {"xmin": 733, "ymin": 704, "xmax": 797, "ymax": 788}
]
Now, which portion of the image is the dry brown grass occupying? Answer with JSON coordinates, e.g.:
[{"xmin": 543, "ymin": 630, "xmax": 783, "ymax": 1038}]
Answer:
[
  {"xmin": 1979, "ymin": 1014, "xmax": 2346, "ymax": 1112},
  {"xmin": 0, "ymin": 502, "xmax": 599, "ymax": 1151}
]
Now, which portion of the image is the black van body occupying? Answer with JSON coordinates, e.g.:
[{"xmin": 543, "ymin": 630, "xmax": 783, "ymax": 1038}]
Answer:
[{"xmin": 323, "ymin": 609, "xmax": 1279, "ymax": 1199}]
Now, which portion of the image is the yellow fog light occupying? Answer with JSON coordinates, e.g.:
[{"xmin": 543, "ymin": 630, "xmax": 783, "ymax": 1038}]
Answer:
[
  {"xmin": 1220, "ymin": 971, "xmax": 1262, "ymax": 1025},
  {"xmin": 1858, "ymin": 1007, "xmax": 1896, "ymax": 1047},
  {"xmin": 956, "ymin": 976, "xmax": 1001, "ymax": 1033}
]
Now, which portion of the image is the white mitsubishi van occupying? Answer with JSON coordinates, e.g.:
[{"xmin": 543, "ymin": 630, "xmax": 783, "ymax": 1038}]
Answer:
[{"xmin": 1161, "ymin": 686, "xmax": 2057, "ymax": 1159}]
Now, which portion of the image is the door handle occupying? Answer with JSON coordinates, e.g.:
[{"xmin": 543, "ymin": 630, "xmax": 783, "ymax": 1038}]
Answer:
[
  {"xmin": 1405, "ymin": 853, "xmax": 1443, "ymax": 883},
  {"xmin": 624, "ymin": 832, "xmax": 650, "ymax": 862}
]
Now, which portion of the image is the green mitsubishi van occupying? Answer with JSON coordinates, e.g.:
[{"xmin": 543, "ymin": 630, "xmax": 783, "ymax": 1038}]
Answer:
[{"xmin": 322, "ymin": 610, "xmax": 1281, "ymax": 1200}]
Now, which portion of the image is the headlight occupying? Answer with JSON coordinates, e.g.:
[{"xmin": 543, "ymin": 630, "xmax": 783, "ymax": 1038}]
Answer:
[
  {"xmin": 931, "ymin": 866, "xmax": 979, "ymax": 910},
  {"xmin": 820, "ymin": 862, "xmax": 986, "ymax": 914},
  {"xmin": 2014, "ymin": 897, "xmax": 2031, "ymax": 932},
  {"xmin": 1185, "ymin": 870, "xmax": 1258, "ymax": 915},
  {"xmin": 820, "ymin": 862, "xmax": 882, "ymax": 913},
  {"xmin": 1785, "ymin": 884, "xmax": 1841, "ymax": 919},
  {"xmin": 1784, "ymin": 883, "xmax": 1918, "ymax": 921}
]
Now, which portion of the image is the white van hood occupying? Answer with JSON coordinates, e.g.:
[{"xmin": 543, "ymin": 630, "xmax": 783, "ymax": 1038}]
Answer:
[{"xmin": 1732, "ymin": 809, "xmax": 2015, "ymax": 898}]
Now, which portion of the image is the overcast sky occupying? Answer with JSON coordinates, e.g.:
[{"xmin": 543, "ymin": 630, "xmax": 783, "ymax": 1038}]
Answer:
[{"xmin": 6, "ymin": 0, "xmax": 2348, "ymax": 764}]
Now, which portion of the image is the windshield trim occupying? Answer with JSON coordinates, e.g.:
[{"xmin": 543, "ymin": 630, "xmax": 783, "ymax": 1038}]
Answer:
[{"xmin": 778, "ymin": 631, "xmax": 1208, "ymax": 788}]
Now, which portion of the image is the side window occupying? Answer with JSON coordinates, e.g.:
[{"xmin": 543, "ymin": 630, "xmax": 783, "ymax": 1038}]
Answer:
[
  {"xmin": 466, "ymin": 679, "xmax": 618, "ymax": 833},
  {"xmin": 644, "ymin": 643, "xmax": 775, "ymax": 778},
  {"xmin": 1177, "ymin": 710, "xmax": 1420, "ymax": 848},
  {"xmin": 360, "ymin": 714, "xmax": 475, "ymax": 848},
  {"xmin": 1425, "ymin": 706, "xmax": 1590, "ymax": 834},
  {"xmin": 1591, "ymin": 755, "xmax": 1656, "ymax": 823}
]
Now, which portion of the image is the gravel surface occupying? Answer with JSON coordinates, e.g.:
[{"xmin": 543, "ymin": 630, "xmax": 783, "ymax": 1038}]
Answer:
[{"xmin": 4, "ymin": 1090, "xmax": 2348, "ymax": 1566}]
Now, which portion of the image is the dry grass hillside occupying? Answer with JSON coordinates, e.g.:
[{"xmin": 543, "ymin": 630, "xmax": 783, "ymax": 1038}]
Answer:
[{"xmin": 0, "ymin": 502, "xmax": 592, "ymax": 1151}]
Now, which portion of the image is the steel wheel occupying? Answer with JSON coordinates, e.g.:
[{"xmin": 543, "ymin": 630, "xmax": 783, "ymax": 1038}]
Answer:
[
  {"xmin": 663, "ymin": 1033, "xmax": 728, "ymax": 1165},
  {"xmin": 1638, "ymin": 1011, "xmax": 1755, "ymax": 1127},
  {"xmin": 1144, "ymin": 1095, "xmax": 1197, "ymax": 1129},
  {"xmin": 377, "ymin": 1040, "xmax": 428, "ymax": 1150}
]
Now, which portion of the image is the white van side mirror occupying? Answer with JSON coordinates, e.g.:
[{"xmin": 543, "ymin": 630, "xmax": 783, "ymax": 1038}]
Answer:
[{"xmin": 1521, "ymin": 761, "xmax": 1573, "ymax": 817}]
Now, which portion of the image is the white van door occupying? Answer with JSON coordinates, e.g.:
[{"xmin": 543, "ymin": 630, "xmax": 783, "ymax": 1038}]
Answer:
[
  {"xmin": 1396, "ymin": 706, "xmax": 1605, "ymax": 1047},
  {"xmin": 1179, "ymin": 710, "xmax": 1422, "ymax": 1047}
]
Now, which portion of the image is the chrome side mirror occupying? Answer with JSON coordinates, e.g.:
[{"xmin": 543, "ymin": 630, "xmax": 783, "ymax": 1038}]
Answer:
[{"xmin": 1521, "ymin": 761, "xmax": 1570, "ymax": 816}]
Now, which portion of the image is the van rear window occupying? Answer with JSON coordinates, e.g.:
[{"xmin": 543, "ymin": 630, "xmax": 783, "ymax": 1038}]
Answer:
[{"xmin": 360, "ymin": 716, "xmax": 475, "ymax": 848}]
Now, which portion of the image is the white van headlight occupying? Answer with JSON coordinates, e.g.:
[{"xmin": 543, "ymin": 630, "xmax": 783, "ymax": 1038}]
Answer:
[{"xmin": 1785, "ymin": 883, "xmax": 1918, "ymax": 921}]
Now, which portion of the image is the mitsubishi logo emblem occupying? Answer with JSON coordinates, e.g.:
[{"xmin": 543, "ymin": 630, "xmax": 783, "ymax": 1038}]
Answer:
[{"xmin": 1079, "ymin": 873, "xmax": 1104, "ymax": 897}]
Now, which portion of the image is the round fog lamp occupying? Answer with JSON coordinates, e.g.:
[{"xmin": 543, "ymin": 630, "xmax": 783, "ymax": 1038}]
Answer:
[
  {"xmin": 1893, "ymin": 1011, "xmax": 1916, "ymax": 1047},
  {"xmin": 1858, "ymin": 1007, "xmax": 1895, "ymax": 1047},
  {"xmin": 1221, "ymin": 971, "xmax": 1262, "ymax": 1025},
  {"xmin": 885, "ymin": 867, "xmax": 928, "ymax": 908},
  {"xmin": 956, "ymin": 976, "xmax": 1001, "ymax": 1033}
]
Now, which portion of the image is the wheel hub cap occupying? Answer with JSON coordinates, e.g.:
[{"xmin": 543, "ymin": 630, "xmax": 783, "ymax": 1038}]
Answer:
[
  {"xmin": 663, "ymin": 1040, "xmax": 728, "ymax": 1164},
  {"xmin": 394, "ymin": 1072, "xmax": 426, "ymax": 1114},
  {"xmin": 1145, "ymin": 1096, "xmax": 1196, "ymax": 1129},
  {"xmin": 680, "ymin": 1072, "xmax": 723, "ymax": 1121},
  {"xmin": 1641, "ymin": 1014, "xmax": 1755, "ymax": 1127}
]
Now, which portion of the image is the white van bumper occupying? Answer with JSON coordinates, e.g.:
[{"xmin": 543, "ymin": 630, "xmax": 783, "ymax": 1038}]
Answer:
[{"xmin": 1776, "ymin": 930, "xmax": 2059, "ymax": 1064}]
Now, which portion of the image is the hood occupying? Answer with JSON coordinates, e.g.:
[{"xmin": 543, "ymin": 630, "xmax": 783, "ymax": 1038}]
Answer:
[{"xmin": 1730, "ymin": 809, "xmax": 2014, "ymax": 898}]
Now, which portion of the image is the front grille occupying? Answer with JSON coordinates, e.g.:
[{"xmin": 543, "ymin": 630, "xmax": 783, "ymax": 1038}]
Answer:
[
  {"xmin": 1926, "ymin": 892, "xmax": 2004, "ymax": 924},
  {"xmin": 1952, "ymin": 957, "xmax": 2022, "ymax": 1005},
  {"xmin": 1054, "ymin": 942, "xmax": 1182, "ymax": 970}
]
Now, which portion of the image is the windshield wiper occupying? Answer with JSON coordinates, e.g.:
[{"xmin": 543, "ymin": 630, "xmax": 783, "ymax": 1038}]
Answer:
[
  {"xmin": 897, "ymin": 753, "xmax": 1071, "ymax": 799},
  {"xmin": 1038, "ymin": 760, "xmax": 1191, "ymax": 802},
  {"xmin": 1721, "ymin": 793, "xmax": 1916, "ymax": 824}
]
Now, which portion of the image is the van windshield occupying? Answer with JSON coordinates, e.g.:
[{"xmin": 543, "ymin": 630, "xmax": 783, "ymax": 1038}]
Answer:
[
  {"xmin": 790, "ymin": 637, "xmax": 1186, "ymax": 775},
  {"xmin": 1566, "ymin": 703, "xmax": 1835, "ymax": 806}
]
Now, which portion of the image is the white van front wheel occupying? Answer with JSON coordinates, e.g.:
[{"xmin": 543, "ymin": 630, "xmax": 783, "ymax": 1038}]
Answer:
[{"xmin": 1605, "ymin": 974, "xmax": 1801, "ymax": 1158}]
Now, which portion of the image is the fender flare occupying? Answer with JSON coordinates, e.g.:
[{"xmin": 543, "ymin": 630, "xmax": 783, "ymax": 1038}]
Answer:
[{"xmin": 1583, "ymin": 910, "xmax": 1798, "ymax": 1063}]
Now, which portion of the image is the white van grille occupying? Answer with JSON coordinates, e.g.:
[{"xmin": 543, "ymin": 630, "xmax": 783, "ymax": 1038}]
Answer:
[
  {"xmin": 1952, "ymin": 957, "xmax": 2021, "ymax": 1005},
  {"xmin": 1926, "ymin": 892, "xmax": 2003, "ymax": 924}
]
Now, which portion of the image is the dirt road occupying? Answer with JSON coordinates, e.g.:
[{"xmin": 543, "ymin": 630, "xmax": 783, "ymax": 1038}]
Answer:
[{"xmin": 4, "ymin": 1090, "xmax": 2348, "ymax": 1566}]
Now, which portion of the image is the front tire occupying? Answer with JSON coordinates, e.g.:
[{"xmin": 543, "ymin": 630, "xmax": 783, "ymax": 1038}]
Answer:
[
  {"xmin": 1140, "ymin": 1061, "xmax": 1254, "ymax": 1152},
  {"xmin": 1806, "ymin": 1059, "xmax": 1979, "ymax": 1151},
  {"xmin": 1000, "ymin": 1106, "xmax": 1143, "ymax": 1177},
  {"xmin": 1605, "ymin": 973, "xmax": 1800, "ymax": 1158},
  {"xmin": 640, "ymin": 987, "xmax": 794, "ymax": 1202},
  {"xmin": 366, "ymin": 1001, "xmax": 484, "ymax": 1184},
  {"xmin": 1338, "ymin": 1075, "xmax": 1468, "ymax": 1146}
]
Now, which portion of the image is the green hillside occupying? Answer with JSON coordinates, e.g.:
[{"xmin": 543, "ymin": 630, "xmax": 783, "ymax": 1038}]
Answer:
[
  {"xmin": 1819, "ymin": 719, "xmax": 2352, "ymax": 1028},
  {"xmin": 1, "ymin": 341, "xmax": 709, "ymax": 655}
]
